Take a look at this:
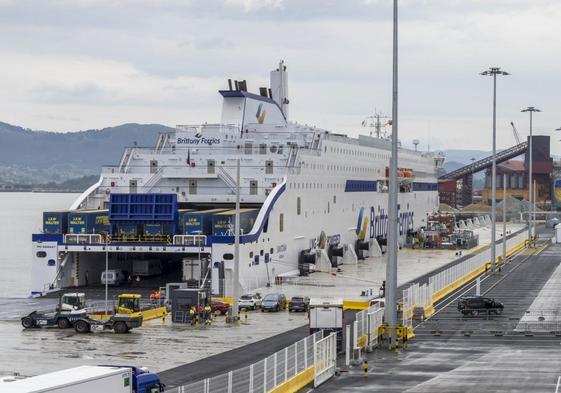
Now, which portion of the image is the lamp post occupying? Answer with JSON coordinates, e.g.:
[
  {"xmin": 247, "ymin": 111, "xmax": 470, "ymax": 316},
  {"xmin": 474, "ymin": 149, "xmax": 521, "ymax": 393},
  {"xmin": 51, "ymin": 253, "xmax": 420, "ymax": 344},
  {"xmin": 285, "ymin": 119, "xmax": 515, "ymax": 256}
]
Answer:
[
  {"xmin": 521, "ymin": 106, "xmax": 541, "ymax": 245},
  {"xmin": 384, "ymin": 0, "xmax": 399, "ymax": 350},
  {"xmin": 481, "ymin": 67, "xmax": 509, "ymax": 272},
  {"xmin": 101, "ymin": 231, "xmax": 109, "ymax": 316}
]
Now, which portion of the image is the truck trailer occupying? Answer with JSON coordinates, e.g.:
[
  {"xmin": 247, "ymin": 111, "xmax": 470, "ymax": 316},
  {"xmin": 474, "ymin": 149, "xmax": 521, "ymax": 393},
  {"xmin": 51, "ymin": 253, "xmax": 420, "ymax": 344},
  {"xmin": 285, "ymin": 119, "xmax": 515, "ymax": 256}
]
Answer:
[{"xmin": 1, "ymin": 365, "xmax": 164, "ymax": 393}]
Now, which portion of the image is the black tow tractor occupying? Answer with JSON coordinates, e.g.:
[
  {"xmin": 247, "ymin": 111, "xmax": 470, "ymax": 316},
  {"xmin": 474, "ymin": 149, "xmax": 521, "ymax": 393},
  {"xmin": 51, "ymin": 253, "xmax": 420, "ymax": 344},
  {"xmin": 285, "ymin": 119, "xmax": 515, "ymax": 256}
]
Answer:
[
  {"xmin": 21, "ymin": 293, "xmax": 88, "ymax": 329},
  {"xmin": 21, "ymin": 310, "xmax": 88, "ymax": 329},
  {"xmin": 73, "ymin": 313, "xmax": 144, "ymax": 334}
]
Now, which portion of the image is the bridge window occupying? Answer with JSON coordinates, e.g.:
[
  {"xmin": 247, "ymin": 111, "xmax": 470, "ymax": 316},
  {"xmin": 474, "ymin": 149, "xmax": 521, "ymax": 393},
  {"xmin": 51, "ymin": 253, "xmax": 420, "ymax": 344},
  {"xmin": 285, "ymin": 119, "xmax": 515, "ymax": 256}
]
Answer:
[
  {"xmin": 279, "ymin": 213, "xmax": 284, "ymax": 232},
  {"xmin": 297, "ymin": 197, "xmax": 301, "ymax": 215}
]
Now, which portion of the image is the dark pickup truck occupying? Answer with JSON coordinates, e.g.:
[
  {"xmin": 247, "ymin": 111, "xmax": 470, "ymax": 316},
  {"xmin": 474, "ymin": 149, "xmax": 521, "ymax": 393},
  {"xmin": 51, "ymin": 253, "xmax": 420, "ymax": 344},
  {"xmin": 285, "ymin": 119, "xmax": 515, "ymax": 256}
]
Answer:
[{"xmin": 458, "ymin": 296, "xmax": 504, "ymax": 316}]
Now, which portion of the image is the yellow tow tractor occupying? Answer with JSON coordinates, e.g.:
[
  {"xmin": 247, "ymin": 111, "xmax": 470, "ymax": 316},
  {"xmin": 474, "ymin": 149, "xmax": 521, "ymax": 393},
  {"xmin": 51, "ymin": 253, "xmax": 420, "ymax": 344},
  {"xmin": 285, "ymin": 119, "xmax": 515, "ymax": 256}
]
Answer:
[{"xmin": 117, "ymin": 294, "xmax": 168, "ymax": 322}]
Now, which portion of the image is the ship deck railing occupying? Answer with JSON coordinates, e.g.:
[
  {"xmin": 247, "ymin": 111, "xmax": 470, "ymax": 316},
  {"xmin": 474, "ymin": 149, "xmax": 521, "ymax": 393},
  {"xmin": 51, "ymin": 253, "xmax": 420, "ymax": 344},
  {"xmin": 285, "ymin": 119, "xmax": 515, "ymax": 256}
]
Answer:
[
  {"xmin": 64, "ymin": 234, "xmax": 103, "ymax": 245},
  {"xmin": 173, "ymin": 235, "xmax": 207, "ymax": 247},
  {"xmin": 109, "ymin": 234, "xmax": 173, "ymax": 244}
]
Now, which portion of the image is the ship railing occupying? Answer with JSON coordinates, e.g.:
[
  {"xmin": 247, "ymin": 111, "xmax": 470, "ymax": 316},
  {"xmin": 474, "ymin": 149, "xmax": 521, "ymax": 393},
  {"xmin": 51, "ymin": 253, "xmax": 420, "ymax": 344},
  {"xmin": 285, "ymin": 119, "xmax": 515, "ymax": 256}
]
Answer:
[
  {"xmin": 109, "ymin": 234, "xmax": 172, "ymax": 243},
  {"xmin": 64, "ymin": 234, "xmax": 103, "ymax": 245},
  {"xmin": 175, "ymin": 123, "xmax": 240, "ymax": 133},
  {"xmin": 173, "ymin": 235, "xmax": 207, "ymax": 247}
]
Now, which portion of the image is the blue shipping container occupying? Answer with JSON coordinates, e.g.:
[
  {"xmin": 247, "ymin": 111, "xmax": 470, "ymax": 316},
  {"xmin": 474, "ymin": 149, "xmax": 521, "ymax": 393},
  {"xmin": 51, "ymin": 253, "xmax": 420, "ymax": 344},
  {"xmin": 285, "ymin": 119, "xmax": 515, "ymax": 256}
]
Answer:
[
  {"xmin": 109, "ymin": 193, "xmax": 177, "ymax": 221},
  {"xmin": 43, "ymin": 211, "xmax": 69, "ymax": 234},
  {"xmin": 68, "ymin": 210, "xmax": 109, "ymax": 234},
  {"xmin": 144, "ymin": 223, "xmax": 163, "ymax": 235},
  {"xmin": 212, "ymin": 208, "xmax": 258, "ymax": 236},
  {"xmin": 181, "ymin": 209, "xmax": 229, "ymax": 235}
]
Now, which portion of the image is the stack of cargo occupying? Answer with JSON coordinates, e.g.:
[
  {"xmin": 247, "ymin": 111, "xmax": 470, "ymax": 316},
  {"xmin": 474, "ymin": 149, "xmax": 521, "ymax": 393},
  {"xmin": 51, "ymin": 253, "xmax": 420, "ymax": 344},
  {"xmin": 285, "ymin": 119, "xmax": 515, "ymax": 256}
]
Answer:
[
  {"xmin": 43, "ymin": 211, "xmax": 69, "ymax": 234},
  {"xmin": 109, "ymin": 193, "xmax": 178, "ymax": 242},
  {"xmin": 67, "ymin": 210, "xmax": 110, "ymax": 234},
  {"xmin": 179, "ymin": 208, "xmax": 229, "ymax": 235},
  {"xmin": 212, "ymin": 208, "xmax": 258, "ymax": 236}
]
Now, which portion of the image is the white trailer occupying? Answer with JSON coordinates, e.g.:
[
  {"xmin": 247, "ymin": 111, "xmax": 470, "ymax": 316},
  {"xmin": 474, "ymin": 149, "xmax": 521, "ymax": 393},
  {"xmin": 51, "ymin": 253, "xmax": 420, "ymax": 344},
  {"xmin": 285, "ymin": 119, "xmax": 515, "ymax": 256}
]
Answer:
[
  {"xmin": 2, "ymin": 366, "xmax": 133, "ymax": 393},
  {"xmin": 309, "ymin": 298, "xmax": 343, "ymax": 334},
  {"xmin": 133, "ymin": 260, "xmax": 162, "ymax": 277}
]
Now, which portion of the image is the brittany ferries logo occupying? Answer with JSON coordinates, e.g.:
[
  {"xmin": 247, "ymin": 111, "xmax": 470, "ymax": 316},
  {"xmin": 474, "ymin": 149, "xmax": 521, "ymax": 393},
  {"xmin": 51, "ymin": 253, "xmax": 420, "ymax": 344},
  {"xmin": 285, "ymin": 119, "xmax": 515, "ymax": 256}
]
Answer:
[
  {"xmin": 176, "ymin": 134, "xmax": 221, "ymax": 146},
  {"xmin": 356, "ymin": 205, "xmax": 414, "ymax": 239}
]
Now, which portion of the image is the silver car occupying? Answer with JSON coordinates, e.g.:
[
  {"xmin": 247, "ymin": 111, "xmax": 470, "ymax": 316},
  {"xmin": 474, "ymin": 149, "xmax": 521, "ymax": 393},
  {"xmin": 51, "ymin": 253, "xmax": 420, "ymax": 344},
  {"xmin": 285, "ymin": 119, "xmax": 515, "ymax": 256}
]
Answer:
[{"xmin": 238, "ymin": 293, "xmax": 262, "ymax": 310}]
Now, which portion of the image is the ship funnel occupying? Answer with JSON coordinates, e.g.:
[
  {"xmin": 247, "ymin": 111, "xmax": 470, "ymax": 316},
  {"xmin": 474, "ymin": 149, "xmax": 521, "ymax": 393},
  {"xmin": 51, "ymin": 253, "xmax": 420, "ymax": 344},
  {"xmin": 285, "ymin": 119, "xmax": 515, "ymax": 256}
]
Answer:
[{"xmin": 270, "ymin": 60, "xmax": 289, "ymax": 119}]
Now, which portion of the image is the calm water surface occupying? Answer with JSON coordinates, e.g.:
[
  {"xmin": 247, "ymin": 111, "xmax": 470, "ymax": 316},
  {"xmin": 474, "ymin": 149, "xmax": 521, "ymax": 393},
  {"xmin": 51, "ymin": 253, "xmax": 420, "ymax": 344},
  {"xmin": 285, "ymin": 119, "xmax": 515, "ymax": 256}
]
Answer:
[{"xmin": 0, "ymin": 192, "xmax": 78, "ymax": 298}]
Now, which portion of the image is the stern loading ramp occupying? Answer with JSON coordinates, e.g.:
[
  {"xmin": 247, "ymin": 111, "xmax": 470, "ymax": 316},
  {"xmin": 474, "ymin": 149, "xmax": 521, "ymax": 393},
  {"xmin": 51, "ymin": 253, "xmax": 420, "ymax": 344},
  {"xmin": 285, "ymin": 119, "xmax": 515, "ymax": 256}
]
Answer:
[
  {"xmin": 439, "ymin": 141, "xmax": 527, "ymax": 207},
  {"xmin": 159, "ymin": 228, "xmax": 533, "ymax": 391},
  {"xmin": 315, "ymin": 231, "xmax": 561, "ymax": 393}
]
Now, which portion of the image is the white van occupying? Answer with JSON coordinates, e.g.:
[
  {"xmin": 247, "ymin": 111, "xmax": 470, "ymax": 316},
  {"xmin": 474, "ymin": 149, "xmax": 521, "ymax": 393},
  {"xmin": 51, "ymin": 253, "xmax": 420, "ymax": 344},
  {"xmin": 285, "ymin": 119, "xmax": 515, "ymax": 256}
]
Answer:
[{"xmin": 101, "ymin": 270, "xmax": 126, "ymax": 286}]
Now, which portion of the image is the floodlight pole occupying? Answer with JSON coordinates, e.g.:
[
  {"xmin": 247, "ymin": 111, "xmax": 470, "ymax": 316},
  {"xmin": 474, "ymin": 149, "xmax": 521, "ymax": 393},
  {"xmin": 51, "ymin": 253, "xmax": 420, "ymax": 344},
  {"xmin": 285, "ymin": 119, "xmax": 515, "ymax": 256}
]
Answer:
[
  {"xmin": 502, "ymin": 173, "xmax": 506, "ymax": 263},
  {"xmin": 232, "ymin": 159, "xmax": 241, "ymax": 321},
  {"xmin": 521, "ymin": 106, "xmax": 541, "ymax": 246},
  {"xmin": 385, "ymin": 0, "xmax": 399, "ymax": 349},
  {"xmin": 481, "ymin": 67, "xmax": 509, "ymax": 272}
]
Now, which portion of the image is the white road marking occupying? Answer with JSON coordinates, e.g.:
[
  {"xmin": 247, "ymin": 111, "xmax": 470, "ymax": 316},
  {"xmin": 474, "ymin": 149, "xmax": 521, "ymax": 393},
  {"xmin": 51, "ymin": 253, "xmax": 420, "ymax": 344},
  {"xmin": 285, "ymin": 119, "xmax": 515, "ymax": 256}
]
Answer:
[{"xmin": 555, "ymin": 375, "xmax": 560, "ymax": 393}]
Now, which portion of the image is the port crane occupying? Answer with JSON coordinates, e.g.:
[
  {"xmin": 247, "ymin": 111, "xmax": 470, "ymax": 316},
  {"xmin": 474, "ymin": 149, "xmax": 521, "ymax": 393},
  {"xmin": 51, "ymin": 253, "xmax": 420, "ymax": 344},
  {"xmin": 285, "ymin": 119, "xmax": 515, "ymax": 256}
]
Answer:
[{"xmin": 510, "ymin": 121, "xmax": 521, "ymax": 144}]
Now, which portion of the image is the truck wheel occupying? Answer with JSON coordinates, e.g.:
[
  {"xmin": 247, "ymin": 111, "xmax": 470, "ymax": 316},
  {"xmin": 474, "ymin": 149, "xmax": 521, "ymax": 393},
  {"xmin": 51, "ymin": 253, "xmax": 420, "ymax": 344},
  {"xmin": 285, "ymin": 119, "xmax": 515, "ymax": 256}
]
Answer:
[
  {"xmin": 74, "ymin": 320, "xmax": 91, "ymax": 333},
  {"xmin": 113, "ymin": 321, "xmax": 129, "ymax": 334},
  {"xmin": 21, "ymin": 317, "xmax": 35, "ymax": 329},
  {"xmin": 57, "ymin": 318, "xmax": 70, "ymax": 329}
]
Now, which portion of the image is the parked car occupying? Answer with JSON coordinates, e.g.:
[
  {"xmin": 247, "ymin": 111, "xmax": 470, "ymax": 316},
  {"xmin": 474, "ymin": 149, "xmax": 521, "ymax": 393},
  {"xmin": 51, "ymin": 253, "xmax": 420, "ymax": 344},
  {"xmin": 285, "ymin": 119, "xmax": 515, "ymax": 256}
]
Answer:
[
  {"xmin": 238, "ymin": 293, "xmax": 263, "ymax": 310},
  {"xmin": 261, "ymin": 293, "xmax": 287, "ymax": 312},
  {"xmin": 288, "ymin": 296, "xmax": 310, "ymax": 312},
  {"xmin": 101, "ymin": 269, "xmax": 127, "ymax": 286},
  {"xmin": 211, "ymin": 300, "xmax": 230, "ymax": 315},
  {"xmin": 457, "ymin": 296, "xmax": 504, "ymax": 315},
  {"xmin": 546, "ymin": 217, "xmax": 560, "ymax": 228}
]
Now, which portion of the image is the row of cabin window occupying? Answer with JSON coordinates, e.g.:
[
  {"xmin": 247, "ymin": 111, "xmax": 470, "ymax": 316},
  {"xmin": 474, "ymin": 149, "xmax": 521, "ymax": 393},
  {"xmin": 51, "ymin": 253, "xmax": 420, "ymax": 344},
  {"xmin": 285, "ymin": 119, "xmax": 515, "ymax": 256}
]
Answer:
[
  {"xmin": 243, "ymin": 143, "xmax": 285, "ymax": 155},
  {"xmin": 326, "ymin": 145, "xmax": 391, "ymax": 160},
  {"xmin": 289, "ymin": 183, "xmax": 344, "ymax": 190},
  {"xmin": 303, "ymin": 162, "xmax": 380, "ymax": 175}
]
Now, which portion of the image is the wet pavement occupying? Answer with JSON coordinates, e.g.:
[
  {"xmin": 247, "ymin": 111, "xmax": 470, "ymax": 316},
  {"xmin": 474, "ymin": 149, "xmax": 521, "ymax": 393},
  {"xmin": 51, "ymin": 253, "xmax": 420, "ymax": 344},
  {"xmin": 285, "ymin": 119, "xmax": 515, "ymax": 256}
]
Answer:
[
  {"xmin": 0, "ymin": 222, "xmax": 527, "ymax": 379},
  {"xmin": 316, "ymin": 232, "xmax": 561, "ymax": 393},
  {"xmin": 0, "ymin": 308, "xmax": 307, "ymax": 377}
]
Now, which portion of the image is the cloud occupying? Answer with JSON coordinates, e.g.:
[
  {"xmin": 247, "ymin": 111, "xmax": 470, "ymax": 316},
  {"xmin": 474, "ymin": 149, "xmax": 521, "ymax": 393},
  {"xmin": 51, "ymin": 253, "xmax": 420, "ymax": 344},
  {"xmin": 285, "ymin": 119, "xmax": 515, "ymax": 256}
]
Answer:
[{"xmin": 0, "ymin": 0, "xmax": 559, "ymax": 153}]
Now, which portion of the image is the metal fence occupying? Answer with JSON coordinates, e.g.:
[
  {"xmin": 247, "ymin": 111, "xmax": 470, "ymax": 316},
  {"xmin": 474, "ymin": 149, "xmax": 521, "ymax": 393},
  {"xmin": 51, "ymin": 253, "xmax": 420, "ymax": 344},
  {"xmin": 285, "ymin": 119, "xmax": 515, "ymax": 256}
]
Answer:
[
  {"xmin": 350, "ymin": 303, "xmax": 385, "ymax": 355},
  {"xmin": 314, "ymin": 333, "xmax": 337, "ymax": 387},
  {"xmin": 367, "ymin": 304, "xmax": 384, "ymax": 348},
  {"xmin": 171, "ymin": 331, "xmax": 328, "ymax": 393}
]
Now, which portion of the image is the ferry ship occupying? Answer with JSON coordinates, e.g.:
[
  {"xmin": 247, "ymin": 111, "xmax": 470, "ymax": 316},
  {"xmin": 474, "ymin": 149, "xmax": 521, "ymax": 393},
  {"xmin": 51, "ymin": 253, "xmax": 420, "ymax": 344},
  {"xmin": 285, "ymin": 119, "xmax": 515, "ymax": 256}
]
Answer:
[{"xmin": 31, "ymin": 62, "xmax": 444, "ymax": 297}]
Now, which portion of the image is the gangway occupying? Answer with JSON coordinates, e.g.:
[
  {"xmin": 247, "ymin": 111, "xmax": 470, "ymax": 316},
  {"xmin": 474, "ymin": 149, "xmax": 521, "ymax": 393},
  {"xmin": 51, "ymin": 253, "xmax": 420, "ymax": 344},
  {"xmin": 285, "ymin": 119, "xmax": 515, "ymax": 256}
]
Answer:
[
  {"xmin": 439, "ymin": 142, "xmax": 527, "ymax": 180},
  {"xmin": 438, "ymin": 141, "xmax": 527, "ymax": 207}
]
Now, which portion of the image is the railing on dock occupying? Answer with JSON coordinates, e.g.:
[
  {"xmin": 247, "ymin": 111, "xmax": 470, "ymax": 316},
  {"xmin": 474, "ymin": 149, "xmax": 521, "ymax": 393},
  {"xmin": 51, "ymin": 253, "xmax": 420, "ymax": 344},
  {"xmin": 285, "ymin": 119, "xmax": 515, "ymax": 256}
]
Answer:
[{"xmin": 172, "ymin": 331, "xmax": 336, "ymax": 393}]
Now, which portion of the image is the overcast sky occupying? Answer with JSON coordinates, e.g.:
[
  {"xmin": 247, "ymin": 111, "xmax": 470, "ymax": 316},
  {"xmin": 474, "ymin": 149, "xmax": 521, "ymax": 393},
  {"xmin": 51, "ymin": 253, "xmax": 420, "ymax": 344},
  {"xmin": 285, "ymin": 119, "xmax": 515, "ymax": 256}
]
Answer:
[{"xmin": 1, "ymin": 0, "xmax": 560, "ymax": 152}]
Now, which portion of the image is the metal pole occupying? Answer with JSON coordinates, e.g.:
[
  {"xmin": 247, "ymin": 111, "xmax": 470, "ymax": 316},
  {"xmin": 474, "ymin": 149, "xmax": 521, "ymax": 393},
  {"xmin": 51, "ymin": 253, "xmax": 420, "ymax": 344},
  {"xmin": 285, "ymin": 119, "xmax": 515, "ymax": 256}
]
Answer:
[
  {"xmin": 534, "ymin": 179, "xmax": 537, "ymax": 244},
  {"xmin": 529, "ymin": 110, "xmax": 533, "ymax": 244},
  {"xmin": 384, "ymin": 0, "xmax": 399, "ymax": 349},
  {"xmin": 491, "ymin": 72, "xmax": 497, "ymax": 272},
  {"xmin": 105, "ymin": 237, "xmax": 109, "ymax": 316},
  {"xmin": 232, "ymin": 159, "xmax": 241, "ymax": 320},
  {"xmin": 502, "ymin": 173, "xmax": 507, "ymax": 263}
]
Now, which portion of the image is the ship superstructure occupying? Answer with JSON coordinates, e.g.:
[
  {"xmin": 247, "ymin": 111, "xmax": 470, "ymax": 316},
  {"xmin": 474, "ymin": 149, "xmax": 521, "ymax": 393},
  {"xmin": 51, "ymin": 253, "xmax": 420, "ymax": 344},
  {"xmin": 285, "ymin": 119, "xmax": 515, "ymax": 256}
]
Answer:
[{"xmin": 31, "ymin": 62, "xmax": 443, "ymax": 296}]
